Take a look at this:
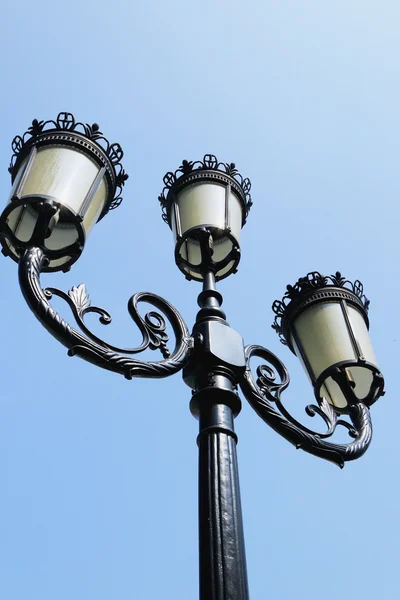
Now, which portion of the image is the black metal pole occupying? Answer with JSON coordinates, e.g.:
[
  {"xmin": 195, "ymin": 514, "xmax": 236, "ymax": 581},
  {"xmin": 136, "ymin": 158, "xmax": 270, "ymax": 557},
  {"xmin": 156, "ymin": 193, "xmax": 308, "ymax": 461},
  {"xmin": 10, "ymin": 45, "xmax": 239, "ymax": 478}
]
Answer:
[
  {"xmin": 197, "ymin": 388, "xmax": 249, "ymax": 600},
  {"xmin": 183, "ymin": 237, "xmax": 249, "ymax": 599}
]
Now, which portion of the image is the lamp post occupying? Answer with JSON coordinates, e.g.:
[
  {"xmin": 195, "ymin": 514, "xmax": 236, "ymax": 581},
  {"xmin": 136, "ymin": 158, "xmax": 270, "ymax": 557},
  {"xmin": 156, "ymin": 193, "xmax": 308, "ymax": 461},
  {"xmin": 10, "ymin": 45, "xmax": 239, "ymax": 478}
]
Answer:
[{"xmin": 0, "ymin": 113, "xmax": 386, "ymax": 600}]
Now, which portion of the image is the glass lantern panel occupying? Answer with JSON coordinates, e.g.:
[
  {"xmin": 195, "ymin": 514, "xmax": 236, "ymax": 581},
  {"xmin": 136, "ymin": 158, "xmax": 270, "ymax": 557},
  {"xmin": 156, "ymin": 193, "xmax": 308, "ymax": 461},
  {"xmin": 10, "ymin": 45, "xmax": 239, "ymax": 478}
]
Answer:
[
  {"xmin": 178, "ymin": 182, "xmax": 223, "ymax": 232},
  {"xmin": 292, "ymin": 302, "xmax": 379, "ymax": 409},
  {"xmin": 320, "ymin": 380, "xmax": 348, "ymax": 409},
  {"xmin": 46, "ymin": 255, "xmax": 72, "ymax": 269},
  {"xmin": 348, "ymin": 305, "xmax": 377, "ymax": 365},
  {"xmin": 174, "ymin": 182, "xmax": 242, "ymax": 239},
  {"xmin": 17, "ymin": 146, "xmax": 102, "ymax": 215},
  {"xmin": 82, "ymin": 177, "xmax": 108, "ymax": 234},
  {"xmin": 5, "ymin": 204, "xmax": 36, "ymax": 242},
  {"xmin": 347, "ymin": 366, "xmax": 374, "ymax": 400},
  {"xmin": 8, "ymin": 156, "xmax": 27, "ymax": 201},
  {"xmin": 212, "ymin": 236, "xmax": 234, "ymax": 262},
  {"xmin": 292, "ymin": 302, "xmax": 357, "ymax": 379},
  {"xmin": 182, "ymin": 238, "xmax": 202, "ymax": 268},
  {"xmin": 215, "ymin": 259, "xmax": 236, "ymax": 279},
  {"xmin": 45, "ymin": 222, "xmax": 80, "ymax": 250},
  {"xmin": 178, "ymin": 236, "xmax": 236, "ymax": 280},
  {"xmin": 228, "ymin": 191, "xmax": 242, "ymax": 241},
  {"xmin": 319, "ymin": 367, "xmax": 375, "ymax": 409}
]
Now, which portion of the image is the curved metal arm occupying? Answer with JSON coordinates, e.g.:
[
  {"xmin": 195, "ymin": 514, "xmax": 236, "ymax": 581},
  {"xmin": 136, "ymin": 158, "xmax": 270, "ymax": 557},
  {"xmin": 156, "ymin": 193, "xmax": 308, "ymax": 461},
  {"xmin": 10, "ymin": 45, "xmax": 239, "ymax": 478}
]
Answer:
[
  {"xmin": 239, "ymin": 345, "xmax": 372, "ymax": 468},
  {"xmin": 18, "ymin": 246, "xmax": 192, "ymax": 379}
]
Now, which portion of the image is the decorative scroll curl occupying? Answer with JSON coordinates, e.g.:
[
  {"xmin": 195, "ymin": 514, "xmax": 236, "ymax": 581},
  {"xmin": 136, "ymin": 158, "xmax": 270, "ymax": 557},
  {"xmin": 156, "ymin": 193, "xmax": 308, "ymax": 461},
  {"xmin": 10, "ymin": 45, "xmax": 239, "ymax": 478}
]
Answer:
[
  {"xmin": 239, "ymin": 345, "xmax": 372, "ymax": 467},
  {"xmin": 18, "ymin": 246, "xmax": 192, "ymax": 380}
]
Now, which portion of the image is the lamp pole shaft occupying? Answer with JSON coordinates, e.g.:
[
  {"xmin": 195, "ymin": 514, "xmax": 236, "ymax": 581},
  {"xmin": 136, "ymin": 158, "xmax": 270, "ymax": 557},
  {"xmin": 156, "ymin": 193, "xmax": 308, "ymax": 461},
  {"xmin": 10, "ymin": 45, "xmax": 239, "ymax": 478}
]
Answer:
[
  {"xmin": 198, "ymin": 400, "xmax": 249, "ymax": 600},
  {"xmin": 183, "ymin": 250, "xmax": 249, "ymax": 599}
]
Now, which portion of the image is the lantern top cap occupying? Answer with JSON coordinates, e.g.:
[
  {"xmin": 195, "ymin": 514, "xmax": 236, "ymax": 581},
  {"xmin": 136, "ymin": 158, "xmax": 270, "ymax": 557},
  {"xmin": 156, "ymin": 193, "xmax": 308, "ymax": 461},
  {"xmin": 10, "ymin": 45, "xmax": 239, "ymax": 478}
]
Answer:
[
  {"xmin": 8, "ymin": 111, "xmax": 129, "ymax": 217},
  {"xmin": 158, "ymin": 153, "xmax": 252, "ymax": 226},
  {"xmin": 272, "ymin": 271, "xmax": 370, "ymax": 347}
]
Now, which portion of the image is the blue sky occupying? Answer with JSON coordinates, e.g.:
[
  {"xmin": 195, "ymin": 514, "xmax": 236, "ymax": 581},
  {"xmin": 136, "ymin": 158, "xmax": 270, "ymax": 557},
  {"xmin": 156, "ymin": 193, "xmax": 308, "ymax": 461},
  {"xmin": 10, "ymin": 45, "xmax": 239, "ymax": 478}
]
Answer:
[{"xmin": 0, "ymin": 1, "xmax": 399, "ymax": 598}]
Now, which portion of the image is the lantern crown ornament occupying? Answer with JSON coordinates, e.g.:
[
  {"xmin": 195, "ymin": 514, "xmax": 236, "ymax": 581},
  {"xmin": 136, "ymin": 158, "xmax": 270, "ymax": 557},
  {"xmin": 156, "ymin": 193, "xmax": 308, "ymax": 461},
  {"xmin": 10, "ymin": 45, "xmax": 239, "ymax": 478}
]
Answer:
[
  {"xmin": 1, "ymin": 111, "xmax": 128, "ymax": 272},
  {"xmin": 158, "ymin": 154, "xmax": 252, "ymax": 282}
]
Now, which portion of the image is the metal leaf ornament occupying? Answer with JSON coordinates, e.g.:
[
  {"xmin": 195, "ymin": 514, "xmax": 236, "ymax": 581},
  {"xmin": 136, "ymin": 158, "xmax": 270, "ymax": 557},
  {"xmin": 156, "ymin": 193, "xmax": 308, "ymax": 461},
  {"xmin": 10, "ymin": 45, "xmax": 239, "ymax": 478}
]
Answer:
[
  {"xmin": 68, "ymin": 284, "xmax": 91, "ymax": 316},
  {"xmin": 27, "ymin": 119, "xmax": 45, "ymax": 137},
  {"xmin": 180, "ymin": 159, "xmax": 195, "ymax": 175},
  {"xmin": 225, "ymin": 162, "xmax": 238, "ymax": 177},
  {"xmin": 331, "ymin": 271, "xmax": 347, "ymax": 287}
]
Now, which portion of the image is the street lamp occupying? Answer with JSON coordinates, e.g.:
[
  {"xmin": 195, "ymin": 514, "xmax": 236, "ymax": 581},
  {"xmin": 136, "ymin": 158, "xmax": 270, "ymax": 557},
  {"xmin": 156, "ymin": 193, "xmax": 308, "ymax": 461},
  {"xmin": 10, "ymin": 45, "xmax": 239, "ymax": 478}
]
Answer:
[{"xmin": 0, "ymin": 113, "xmax": 386, "ymax": 600}]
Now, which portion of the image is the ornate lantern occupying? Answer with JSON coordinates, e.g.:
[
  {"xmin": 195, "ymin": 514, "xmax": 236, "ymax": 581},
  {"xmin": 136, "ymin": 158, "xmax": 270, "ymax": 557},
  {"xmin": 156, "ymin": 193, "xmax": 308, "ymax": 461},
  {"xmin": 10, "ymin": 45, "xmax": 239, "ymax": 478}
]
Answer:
[
  {"xmin": 158, "ymin": 155, "xmax": 252, "ymax": 281},
  {"xmin": 0, "ymin": 112, "xmax": 128, "ymax": 272},
  {"xmin": 272, "ymin": 271, "xmax": 384, "ymax": 412}
]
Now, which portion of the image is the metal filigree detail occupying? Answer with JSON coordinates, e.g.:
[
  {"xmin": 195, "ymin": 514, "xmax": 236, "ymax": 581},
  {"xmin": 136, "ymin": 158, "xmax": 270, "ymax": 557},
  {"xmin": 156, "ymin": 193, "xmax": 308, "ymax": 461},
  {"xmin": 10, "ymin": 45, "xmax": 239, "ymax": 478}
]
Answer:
[
  {"xmin": 239, "ymin": 345, "xmax": 373, "ymax": 467},
  {"xmin": 272, "ymin": 271, "xmax": 370, "ymax": 345},
  {"xmin": 9, "ymin": 112, "xmax": 128, "ymax": 214},
  {"xmin": 19, "ymin": 247, "xmax": 192, "ymax": 379},
  {"xmin": 158, "ymin": 154, "xmax": 252, "ymax": 224}
]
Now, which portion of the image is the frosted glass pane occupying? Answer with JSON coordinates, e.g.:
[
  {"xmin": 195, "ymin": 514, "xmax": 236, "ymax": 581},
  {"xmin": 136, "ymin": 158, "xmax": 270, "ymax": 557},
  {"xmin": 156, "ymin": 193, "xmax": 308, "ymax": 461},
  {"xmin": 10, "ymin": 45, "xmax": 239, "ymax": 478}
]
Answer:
[
  {"xmin": 348, "ymin": 366, "xmax": 374, "ymax": 400},
  {"xmin": 212, "ymin": 237, "xmax": 234, "ymax": 263},
  {"xmin": 177, "ymin": 183, "xmax": 225, "ymax": 232},
  {"xmin": 8, "ymin": 147, "xmax": 108, "ymax": 236},
  {"xmin": 82, "ymin": 177, "xmax": 108, "ymax": 234},
  {"xmin": 293, "ymin": 302, "xmax": 379, "ymax": 409},
  {"xmin": 216, "ymin": 260, "xmax": 235, "ymax": 278},
  {"xmin": 176, "ymin": 182, "xmax": 242, "ymax": 241},
  {"xmin": 321, "ymin": 380, "xmax": 348, "ymax": 409},
  {"xmin": 348, "ymin": 306, "xmax": 377, "ymax": 365},
  {"xmin": 178, "ymin": 236, "xmax": 235, "ymax": 280},
  {"xmin": 184, "ymin": 238, "xmax": 202, "ymax": 266},
  {"xmin": 46, "ymin": 255, "xmax": 71, "ymax": 269},
  {"xmin": 6, "ymin": 205, "xmax": 36, "ymax": 242},
  {"xmin": 8, "ymin": 156, "xmax": 27, "ymax": 201},
  {"xmin": 19, "ymin": 146, "xmax": 102, "ymax": 215},
  {"xmin": 320, "ymin": 368, "xmax": 374, "ymax": 408},
  {"xmin": 227, "ymin": 192, "xmax": 242, "ymax": 242},
  {"xmin": 292, "ymin": 303, "xmax": 357, "ymax": 379},
  {"xmin": 45, "ymin": 223, "xmax": 79, "ymax": 250}
]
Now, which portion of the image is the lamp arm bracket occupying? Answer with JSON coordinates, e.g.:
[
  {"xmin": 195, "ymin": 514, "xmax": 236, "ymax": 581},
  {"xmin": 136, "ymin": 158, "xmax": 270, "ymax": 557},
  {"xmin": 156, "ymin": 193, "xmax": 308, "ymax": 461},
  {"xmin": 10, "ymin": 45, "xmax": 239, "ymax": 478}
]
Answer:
[
  {"xmin": 239, "ymin": 344, "xmax": 372, "ymax": 467},
  {"xmin": 18, "ymin": 246, "xmax": 193, "ymax": 380}
]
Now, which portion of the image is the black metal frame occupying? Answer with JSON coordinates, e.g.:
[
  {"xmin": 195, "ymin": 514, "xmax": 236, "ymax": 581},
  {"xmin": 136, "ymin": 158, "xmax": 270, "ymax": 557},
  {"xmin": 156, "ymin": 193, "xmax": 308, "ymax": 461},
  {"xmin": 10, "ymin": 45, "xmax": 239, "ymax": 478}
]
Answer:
[{"xmin": 0, "ymin": 145, "xmax": 386, "ymax": 600}]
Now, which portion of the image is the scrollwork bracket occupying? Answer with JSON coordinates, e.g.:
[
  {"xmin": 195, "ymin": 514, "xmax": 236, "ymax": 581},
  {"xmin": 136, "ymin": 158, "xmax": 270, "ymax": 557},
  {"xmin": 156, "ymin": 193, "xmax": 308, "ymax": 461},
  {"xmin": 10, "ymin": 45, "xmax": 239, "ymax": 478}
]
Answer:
[
  {"xmin": 239, "ymin": 345, "xmax": 372, "ymax": 467},
  {"xmin": 18, "ymin": 246, "xmax": 192, "ymax": 380}
]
